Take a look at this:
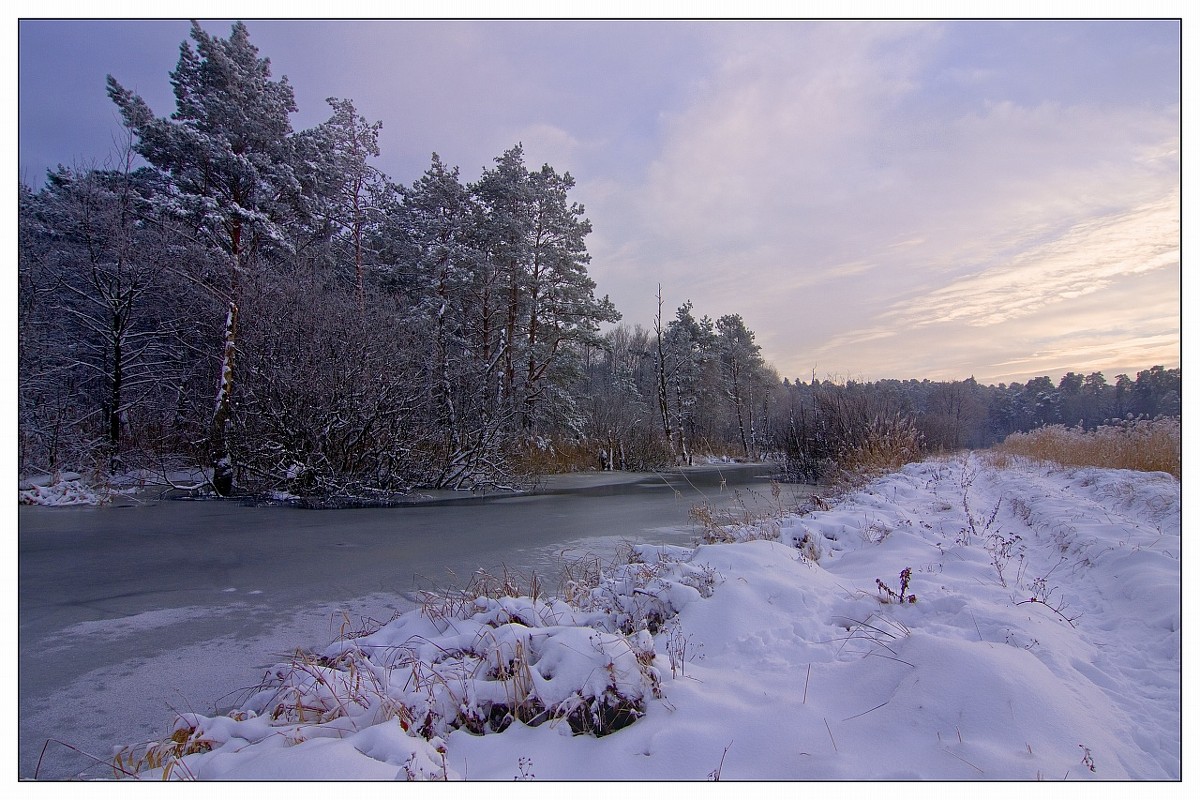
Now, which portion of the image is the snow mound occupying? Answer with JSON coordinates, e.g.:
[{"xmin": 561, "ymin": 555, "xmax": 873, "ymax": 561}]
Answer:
[
  {"xmin": 115, "ymin": 549, "xmax": 714, "ymax": 780},
  {"xmin": 18, "ymin": 472, "xmax": 101, "ymax": 506}
]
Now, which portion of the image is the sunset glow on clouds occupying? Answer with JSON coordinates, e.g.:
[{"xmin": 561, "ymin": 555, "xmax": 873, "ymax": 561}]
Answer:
[
  {"xmin": 17, "ymin": 16, "xmax": 1182, "ymax": 385},
  {"xmin": 807, "ymin": 192, "xmax": 1182, "ymax": 384},
  {"xmin": 897, "ymin": 191, "xmax": 1179, "ymax": 329}
]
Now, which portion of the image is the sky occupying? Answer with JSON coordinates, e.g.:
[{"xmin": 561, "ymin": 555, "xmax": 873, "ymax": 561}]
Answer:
[{"xmin": 15, "ymin": 15, "xmax": 1184, "ymax": 387}]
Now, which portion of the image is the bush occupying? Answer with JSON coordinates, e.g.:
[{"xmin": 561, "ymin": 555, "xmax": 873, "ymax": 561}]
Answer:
[
  {"xmin": 838, "ymin": 414, "xmax": 924, "ymax": 483},
  {"xmin": 782, "ymin": 381, "xmax": 923, "ymax": 485}
]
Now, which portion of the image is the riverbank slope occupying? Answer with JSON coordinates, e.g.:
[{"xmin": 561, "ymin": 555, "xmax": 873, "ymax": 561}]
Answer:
[{"xmin": 110, "ymin": 453, "xmax": 1180, "ymax": 780}]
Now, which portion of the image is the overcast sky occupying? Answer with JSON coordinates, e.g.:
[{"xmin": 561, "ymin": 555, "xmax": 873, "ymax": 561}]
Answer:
[{"xmin": 16, "ymin": 17, "xmax": 1182, "ymax": 386}]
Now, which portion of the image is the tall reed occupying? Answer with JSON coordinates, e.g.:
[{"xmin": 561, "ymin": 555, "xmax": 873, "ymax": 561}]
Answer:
[{"xmin": 992, "ymin": 417, "xmax": 1180, "ymax": 479}]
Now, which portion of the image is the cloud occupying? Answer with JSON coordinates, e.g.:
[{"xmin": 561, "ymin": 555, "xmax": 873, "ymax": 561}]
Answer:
[
  {"xmin": 583, "ymin": 21, "xmax": 1179, "ymax": 386},
  {"xmin": 18, "ymin": 20, "xmax": 1179, "ymax": 387},
  {"xmin": 587, "ymin": 23, "xmax": 947, "ymax": 337},
  {"xmin": 805, "ymin": 244, "xmax": 1180, "ymax": 384},
  {"xmin": 636, "ymin": 23, "xmax": 937, "ymax": 247},
  {"xmin": 889, "ymin": 188, "xmax": 1180, "ymax": 329}
]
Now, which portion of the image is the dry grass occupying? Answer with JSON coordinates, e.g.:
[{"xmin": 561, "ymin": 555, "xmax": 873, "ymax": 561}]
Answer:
[
  {"xmin": 511, "ymin": 432, "xmax": 677, "ymax": 475},
  {"xmin": 832, "ymin": 414, "xmax": 924, "ymax": 488},
  {"xmin": 512, "ymin": 437, "xmax": 603, "ymax": 474},
  {"xmin": 689, "ymin": 482, "xmax": 833, "ymax": 564},
  {"xmin": 689, "ymin": 482, "xmax": 792, "ymax": 545},
  {"xmin": 991, "ymin": 418, "xmax": 1180, "ymax": 479},
  {"xmin": 111, "ymin": 720, "xmax": 213, "ymax": 780}
]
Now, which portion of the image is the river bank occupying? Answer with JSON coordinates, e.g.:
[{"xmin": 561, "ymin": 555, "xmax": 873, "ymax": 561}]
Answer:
[
  {"xmin": 19, "ymin": 460, "xmax": 781, "ymax": 508},
  {"xmin": 99, "ymin": 452, "xmax": 1180, "ymax": 781}
]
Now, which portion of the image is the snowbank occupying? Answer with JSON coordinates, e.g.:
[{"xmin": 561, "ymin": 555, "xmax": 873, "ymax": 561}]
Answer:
[
  {"xmin": 18, "ymin": 472, "xmax": 101, "ymax": 506},
  {"xmin": 114, "ymin": 454, "xmax": 1180, "ymax": 780}
]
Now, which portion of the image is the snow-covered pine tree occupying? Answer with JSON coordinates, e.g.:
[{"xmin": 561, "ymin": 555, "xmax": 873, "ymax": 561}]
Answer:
[
  {"xmin": 107, "ymin": 20, "xmax": 305, "ymax": 495},
  {"xmin": 521, "ymin": 162, "xmax": 620, "ymax": 430},
  {"xmin": 472, "ymin": 146, "xmax": 619, "ymax": 432},
  {"xmin": 715, "ymin": 313, "xmax": 766, "ymax": 459},
  {"xmin": 396, "ymin": 154, "xmax": 508, "ymax": 487},
  {"xmin": 663, "ymin": 301, "xmax": 716, "ymax": 465},
  {"xmin": 295, "ymin": 97, "xmax": 386, "ymax": 308},
  {"xmin": 471, "ymin": 145, "xmax": 536, "ymax": 412}
]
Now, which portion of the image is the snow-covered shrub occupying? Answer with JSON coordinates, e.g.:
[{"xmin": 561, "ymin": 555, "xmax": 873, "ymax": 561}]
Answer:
[
  {"xmin": 574, "ymin": 551, "xmax": 719, "ymax": 635},
  {"xmin": 245, "ymin": 590, "xmax": 669, "ymax": 742},
  {"xmin": 118, "ymin": 546, "xmax": 721, "ymax": 778}
]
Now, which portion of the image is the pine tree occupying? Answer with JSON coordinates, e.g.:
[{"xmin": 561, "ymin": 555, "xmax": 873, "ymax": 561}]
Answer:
[
  {"xmin": 107, "ymin": 20, "xmax": 304, "ymax": 494},
  {"xmin": 472, "ymin": 145, "xmax": 536, "ymax": 408},
  {"xmin": 521, "ymin": 162, "xmax": 619, "ymax": 429},
  {"xmin": 715, "ymin": 313, "xmax": 764, "ymax": 459},
  {"xmin": 398, "ymin": 154, "xmax": 485, "ymax": 465},
  {"xmin": 663, "ymin": 301, "xmax": 716, "ymax": 464},
  {"xmin": 472, "ymin": 146, "xmax": 618, "ymax": 431},
  {"xmin": 296, "ymin": 97, "xmax": 386, "ymax": 307}
]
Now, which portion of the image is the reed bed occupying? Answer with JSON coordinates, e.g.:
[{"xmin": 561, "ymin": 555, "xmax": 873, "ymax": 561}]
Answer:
[{"xmin": 991, "ymin": 417, "xmax": 1180, "ymax": 479}]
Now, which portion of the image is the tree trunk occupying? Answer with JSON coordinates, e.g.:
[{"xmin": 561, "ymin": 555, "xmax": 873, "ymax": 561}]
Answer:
[
  {"xmin": 653, "ymin": 286, "xmax": 675, "ymax": 461},
  {"xmin": 108, "ymin": 330, "xmax": 123, "ymax": 471},
  {"xmin": 211, "ymin": 299, "xmax": 238, "ymax": 496}
]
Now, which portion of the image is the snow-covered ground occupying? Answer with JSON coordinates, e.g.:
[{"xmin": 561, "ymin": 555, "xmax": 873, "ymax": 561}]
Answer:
[{"xmin": 103, "ymin": 453, "xmax": 1181, "ymax": 781}]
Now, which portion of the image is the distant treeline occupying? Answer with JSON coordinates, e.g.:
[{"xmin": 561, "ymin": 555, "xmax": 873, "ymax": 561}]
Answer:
[
  {"xmin": 16, "ymin": 21, "xmax": 1181, "ymax": 496},
  {"xmin": 771, "ymin": 367, "xmax": 1180, "ymax": 482}
]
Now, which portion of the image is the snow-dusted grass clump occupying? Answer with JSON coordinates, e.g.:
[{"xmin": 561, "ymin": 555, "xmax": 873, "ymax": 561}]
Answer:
[{"xmin": 113, "ymin": 454, "xmax": 1179, "ymax": 780}]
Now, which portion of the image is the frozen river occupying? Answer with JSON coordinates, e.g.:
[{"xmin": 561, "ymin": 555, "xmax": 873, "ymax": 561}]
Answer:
[{"xmin": 18, "ymin": 463, "xmax": 807, "ymax": 779}]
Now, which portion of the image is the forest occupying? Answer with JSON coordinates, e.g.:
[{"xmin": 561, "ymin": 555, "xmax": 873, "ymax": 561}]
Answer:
[{"xmin": 16, "ymin": 22, "xmax": 1183, "ymax": 499}]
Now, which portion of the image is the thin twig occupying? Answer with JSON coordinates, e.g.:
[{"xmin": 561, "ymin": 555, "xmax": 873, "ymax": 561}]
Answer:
[
  {"xmin": 1015, "ymin": 598, "xmax": 1079, "ymax": 627},
  {"xmin": 970, "ymin": 612, "xmax": 989, "ymax": 645},
  {"xmin": 943, "ymin": 747, "xmax": 984, "ymax": 774},
  {"xmin": 833, "ymin": 615, "xmax": 898, "ymax": 639},
  {"xmin": 842, "ymin": 700, "xmax": 889, "ymax": 722},
  {"xmin": 708, "ymin": 741, "xmax": 732, "ymax": 781},
  {"xmin": 803, "ymin": 663, "xmax": 811, "ymax": 704},
  {"xmin": 864, "ymin": 651, "xmax": 916, "ymax": 669},
  {"xmin": 824, "ymin": 718, "xmax": 838, "ymax": 752},
  {"xmin": 37, "ymin": 738, "xmax": 140, "ymax": 780}
]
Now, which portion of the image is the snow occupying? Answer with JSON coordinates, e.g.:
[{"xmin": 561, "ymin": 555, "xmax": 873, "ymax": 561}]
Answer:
[
  {"xmin": 19, "ymin": 472, "xmax": 102, "ymax": 506},
  {"xmin": 80, "ymin": 455, "xmax": 1185, "ymax": 780},
  {"xmin": 18, "ymin": 467, "xmax": 211, "ymax": 506}
]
